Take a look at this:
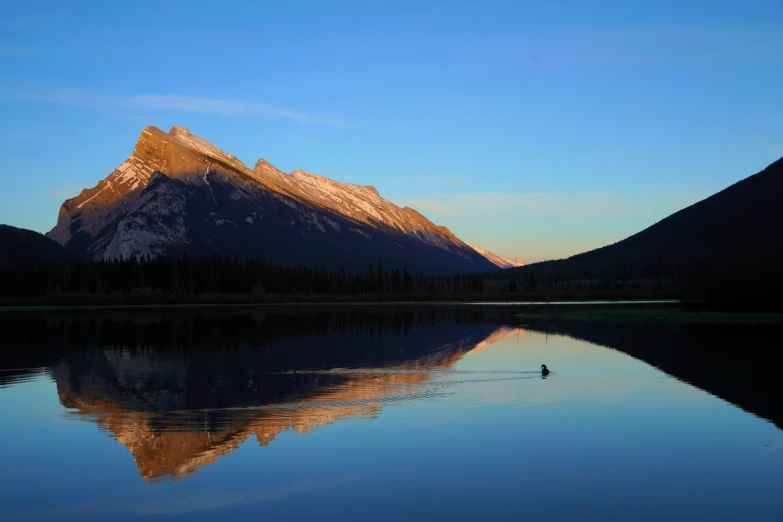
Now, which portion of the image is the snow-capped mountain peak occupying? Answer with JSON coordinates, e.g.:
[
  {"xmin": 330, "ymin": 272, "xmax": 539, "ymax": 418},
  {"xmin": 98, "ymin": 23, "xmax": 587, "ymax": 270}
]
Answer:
[{"xmin": 46, "ymin": 125, "xmax": 504, "ymax": 274}]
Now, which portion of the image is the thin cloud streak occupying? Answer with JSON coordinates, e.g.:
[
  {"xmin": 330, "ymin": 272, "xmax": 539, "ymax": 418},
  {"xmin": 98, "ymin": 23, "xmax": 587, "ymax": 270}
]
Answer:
[
  {"xmin": 33, "ymin": 188, "xmax": 78, "ymax": 200},
  {"xmin": 33, "ymin": 181, "xmax": 80, "ymax": 200},
  {"xmin": 403, "ymin": 200, "xmax": 461, "ymax": 216},
  {"xmin": 6, "ymin": 89, "xmax": 354, "ymax": 128},
  {"xmin": 403, "ymin": 190, "xmax": 701, "ymax": 262},
  {"xmin": 400, "ymin": 191, "xmax": 632, "ymax": 220},
  {"xmin": 127, "ymin": 95, "xmax": 354, "ymax": 127}
]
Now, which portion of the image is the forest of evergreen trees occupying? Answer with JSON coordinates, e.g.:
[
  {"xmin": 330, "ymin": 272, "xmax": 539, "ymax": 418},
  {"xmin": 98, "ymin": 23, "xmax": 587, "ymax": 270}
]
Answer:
[{"xmin": 0, "ymin": 252, "xmax": 675, "ymax": 304}]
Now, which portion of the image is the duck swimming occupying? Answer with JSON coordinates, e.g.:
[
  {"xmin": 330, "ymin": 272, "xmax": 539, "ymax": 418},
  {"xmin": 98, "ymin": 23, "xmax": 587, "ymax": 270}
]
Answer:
[{"xmin": 541, "ymin": 364, "xmax": 550, "ymax": 376}]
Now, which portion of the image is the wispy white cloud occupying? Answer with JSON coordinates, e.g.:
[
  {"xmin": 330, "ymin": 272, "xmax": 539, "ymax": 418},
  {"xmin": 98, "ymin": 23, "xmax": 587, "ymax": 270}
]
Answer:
[
  {"xmin": 401, "ymin": 189, "xmax": 705, "ymax": 262},
  {"xmin": 5, "ymin": 89, "xmax": 354, "ymax": 128},
  {"xmin": 400, "ymin": 191, "xmax": 632, "ymax": 221},
  {"xmin": 403, "ymin": 199, "xmax": 462, "ymax": 216},
  {"xmin": 34, "ymin": 188, "xmax": 76, "ymax": 200},
  {"xmin": 126, "ymin": 95, "xmax": 352, "ymax": 127},
  {"xmin": 33, "ymin": 182, "xmax": 79, "ymax": 200}
]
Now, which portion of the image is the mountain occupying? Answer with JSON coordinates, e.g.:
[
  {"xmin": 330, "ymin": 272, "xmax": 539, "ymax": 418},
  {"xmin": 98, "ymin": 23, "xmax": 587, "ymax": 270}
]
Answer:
[
  {"xmin": 504, "ymin": 156, "xmax": 783, "ymax": 283},
  {"xmin": 468, "ymin": 244, "xmax": 523, "ymax": 269},
  {"xmin": 0, "ymin": 224, "xmax": 79, "ymax": 269},
  {"xmin": 47, "ymin": 126, "xmax": 497, "ymax": 274},
  {"xmin": 526, "ymin": 320, "xmax": 783, "ymax": 431}
]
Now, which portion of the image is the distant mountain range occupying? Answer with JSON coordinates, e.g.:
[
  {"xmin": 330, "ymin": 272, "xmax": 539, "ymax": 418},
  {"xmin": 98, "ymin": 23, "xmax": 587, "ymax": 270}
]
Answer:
[
  {"xmin": 45, "ymin": 126, "xmax": 510, "ymax": 273},
  {"xmin": 504, "ymin": 156, "xmax": 783, "ymax": 283}
]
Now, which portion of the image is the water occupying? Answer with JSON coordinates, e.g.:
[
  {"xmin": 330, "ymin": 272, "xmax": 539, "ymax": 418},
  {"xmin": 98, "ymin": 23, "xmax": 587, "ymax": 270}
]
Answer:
[{"xmin": 0, "ymin": 306, "xmax": 782, "ymax": 521}]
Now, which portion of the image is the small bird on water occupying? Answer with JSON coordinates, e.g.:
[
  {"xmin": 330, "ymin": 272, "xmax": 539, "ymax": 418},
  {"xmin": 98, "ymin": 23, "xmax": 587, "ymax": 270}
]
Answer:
[{"xmin": 541, "ymin": 364, "xmax": 550, "ymax": 376}]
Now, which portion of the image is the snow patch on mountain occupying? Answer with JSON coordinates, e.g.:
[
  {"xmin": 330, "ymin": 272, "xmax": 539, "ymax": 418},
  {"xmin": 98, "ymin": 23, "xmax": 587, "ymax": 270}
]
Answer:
[
  {"xmin": 467, "ymin": 244, "xmax": 524, "ymax": 269},
  {"xmin": 350, "ymin": 227, "xmax": 372, "ymax": 239}
]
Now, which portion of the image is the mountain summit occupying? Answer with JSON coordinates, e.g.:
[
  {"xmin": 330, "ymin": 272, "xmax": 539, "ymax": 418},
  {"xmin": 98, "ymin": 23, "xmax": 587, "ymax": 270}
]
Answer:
[{"xmin": 47, "ymin": 126, "xmax": 499, "ymax": 273}]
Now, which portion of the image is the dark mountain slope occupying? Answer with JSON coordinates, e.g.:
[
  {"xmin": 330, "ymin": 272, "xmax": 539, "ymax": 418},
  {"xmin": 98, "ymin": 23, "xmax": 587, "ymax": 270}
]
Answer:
[
  {"xmin": 0, "ymin": 224, "xmax": 80, "ymax": 269},
  {"xmin": 506, "ymin": 157, "xmax": 783, "ymax": 281},
  {"xmin": 105, "ymin": 170, "xmax": 494, "ymax": 273}
]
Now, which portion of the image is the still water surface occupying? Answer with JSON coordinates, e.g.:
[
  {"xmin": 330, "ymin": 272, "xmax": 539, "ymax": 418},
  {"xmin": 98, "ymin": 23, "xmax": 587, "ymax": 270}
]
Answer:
[{"xmin": 0, "ymin": 307, "xmax": 782, "ymax": 521}]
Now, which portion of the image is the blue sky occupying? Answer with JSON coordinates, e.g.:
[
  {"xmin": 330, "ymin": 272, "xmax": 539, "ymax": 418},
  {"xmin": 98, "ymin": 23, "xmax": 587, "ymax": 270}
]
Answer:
[{"xmin": 1, "ymin": 0, "xmax": 782, "ymax": 262}]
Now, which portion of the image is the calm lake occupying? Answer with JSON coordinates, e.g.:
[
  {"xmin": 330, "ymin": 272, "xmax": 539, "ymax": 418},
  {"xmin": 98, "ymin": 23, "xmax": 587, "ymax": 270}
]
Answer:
[{"xmin": 1, "ymin": 306, "xmax": 782, "ymax": 521}]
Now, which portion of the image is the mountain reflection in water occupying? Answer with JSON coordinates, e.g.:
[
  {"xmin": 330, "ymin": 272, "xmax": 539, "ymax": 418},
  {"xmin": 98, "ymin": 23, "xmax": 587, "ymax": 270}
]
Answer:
[{"xmin": 1, "ymin": 306, "xmax": 782, "ymax": 489}]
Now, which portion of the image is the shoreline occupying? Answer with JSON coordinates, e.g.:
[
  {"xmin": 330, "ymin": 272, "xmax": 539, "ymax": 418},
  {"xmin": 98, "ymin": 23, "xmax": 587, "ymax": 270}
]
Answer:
[
  {"xmin": 0, "ymin": 292, "xmax": 677, "ymax": 312},
  {"xmin": 0, "ymin": 299, "xmax": 678, "ymax": 313},
  {"xmin": 514, "ymin": 308, "xmax": 783, "ymax": 324},
  {"xmin": 4, "ymin": 300, "xmax": 782, "ymax": 324}
]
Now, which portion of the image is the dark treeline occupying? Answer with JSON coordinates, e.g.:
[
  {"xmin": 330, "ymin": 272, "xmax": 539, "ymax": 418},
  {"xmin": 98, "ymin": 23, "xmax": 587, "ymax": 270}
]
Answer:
[
  {"xmin": 6, "ymin": 245, "xmax": 779, "ymax": 310},
  {"xmin": 677, "ymin": 258, "xmax": 783, "ymax": 312},
  {"xmin": 504, "ymin": 254, "xmax": 783, "ymax": 312},
  {"xmin": 0, "ymin": 252, "xmax": 673, "ymax": 305},
  {"xmin": 496, "ymin": 255, "xmax": 783, "ymax": 311},
  {"xmin": 1, "ymin": 253, "xmax": 475, "ymax": 298},
  {"xmin": 1, "ymin": 249, "xmax": 777, "ymax": 309},
  {"xmin": 0, "ymin": 305, "xmax": 515, "ymax": 353}
]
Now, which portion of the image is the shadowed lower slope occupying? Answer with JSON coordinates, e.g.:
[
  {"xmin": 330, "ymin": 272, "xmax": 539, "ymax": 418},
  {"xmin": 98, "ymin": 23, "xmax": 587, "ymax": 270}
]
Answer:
[{"xmin": 0, "ymin": 224, "xmax": 79, "ymax": 269}]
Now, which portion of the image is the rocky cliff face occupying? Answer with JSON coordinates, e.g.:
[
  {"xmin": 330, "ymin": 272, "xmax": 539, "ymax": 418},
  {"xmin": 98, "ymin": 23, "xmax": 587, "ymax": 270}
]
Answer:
[{"xmin": 47, "ymin": 125, "xmax": 499, "ymax": 274}]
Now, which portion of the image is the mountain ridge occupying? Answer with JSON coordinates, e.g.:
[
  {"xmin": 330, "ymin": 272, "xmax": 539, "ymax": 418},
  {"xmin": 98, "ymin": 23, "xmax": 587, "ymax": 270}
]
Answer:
[
  {"xmin": 503, "ymin": 156, "xmax": 783, "ymax": 286},
  {"xmin": 47, "ymin": 125, "xmax": 501, "ymax": 274}
]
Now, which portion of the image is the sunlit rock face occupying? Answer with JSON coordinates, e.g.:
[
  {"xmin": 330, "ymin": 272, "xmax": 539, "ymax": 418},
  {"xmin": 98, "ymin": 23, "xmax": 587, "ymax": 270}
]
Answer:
[
  {"xmin": 47, "ymin": 125, "xmax": 500, "ymax": 273},
  {"xmin": 51, "ymin": 326, "xmax": 525, "ymax": 481}
]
